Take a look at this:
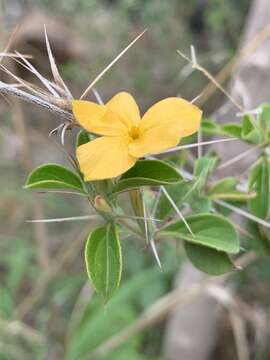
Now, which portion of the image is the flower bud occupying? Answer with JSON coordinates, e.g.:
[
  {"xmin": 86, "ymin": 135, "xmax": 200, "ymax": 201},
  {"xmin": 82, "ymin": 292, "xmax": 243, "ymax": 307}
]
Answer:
[{"xmin": 94, "ymin": 195, "xmax": 112, "ymax": 213}]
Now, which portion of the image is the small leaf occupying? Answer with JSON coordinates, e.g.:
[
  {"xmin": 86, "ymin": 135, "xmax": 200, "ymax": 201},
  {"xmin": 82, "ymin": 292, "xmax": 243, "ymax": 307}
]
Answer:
[
  {"xmin": 248, "ymin": 157, "xmax": 270, "ymax": 219},
  {"xmin": 85, "ymin": 223, "xmax": 122, "ymax": 301},
  {"xmin": 112, "ymin": 159, "xmax": 182, "ymax": 194},
  {"xmin": 241, "ymin": 115, "xmax": 261, "ymax": 144},
  {"xmin": 201, "ymin": 118, "xmax": 223, "ymax": 136},
  {"xmin": 189, "ymin": 194, "xmax": 212, "ymax": 213},
  {"xmin": 76, "ymin": 129, "xmax": 91, "ymax": 147},
  {"xmin": 208, "ymin": 177, "xmax": 256, "ymax": 201},
  {"xmin": 194, "ymin": 154, "xmax": 217, "ymax": 190},
  {"xmin": 25, "ymin": 163, "xmax": 85, "ymax": 193},
  {"xmin": 209, "ymin": 177, "xmax": 237, "ymax": 194},
  {"xmin": 259, "ymin": 103, "xmax": 270, "ymax": 140},
  {"xmin": 222, "ymin": 123, "xmax": 242, "ymax": 138},
  {"xmin": 247, "ymin": 222, "xmax": 270, "ymax": 256},
  {"xmin": 185, "ymin": 243, "xmax": 235, "ymax": 275},
  {"xmin": 161, "ymin": 213, "xmax": 239, "ymax": 254}
]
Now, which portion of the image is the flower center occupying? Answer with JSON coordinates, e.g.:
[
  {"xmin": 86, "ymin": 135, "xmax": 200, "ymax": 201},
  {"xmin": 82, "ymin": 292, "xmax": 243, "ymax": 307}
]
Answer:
[{"xmin": 129, "ymin": 125, "xmax": 140, "ymax": 140}]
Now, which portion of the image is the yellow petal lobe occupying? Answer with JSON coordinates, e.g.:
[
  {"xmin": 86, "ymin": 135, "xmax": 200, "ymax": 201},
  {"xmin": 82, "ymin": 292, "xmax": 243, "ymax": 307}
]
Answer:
[
  {"xmin": 106, "ymin": 92, "xmax": 140, "ymax": 127},
  {"xmin": 129, "ymin": 97, "xmax": 202, "ymax": 157},
  {"xmin": 72, "ymin": 100, "xmax": 128, "ymax": 136},
  {"xmin": 77, "ymin": 136, "xmax": 136, "ymax": 181}
]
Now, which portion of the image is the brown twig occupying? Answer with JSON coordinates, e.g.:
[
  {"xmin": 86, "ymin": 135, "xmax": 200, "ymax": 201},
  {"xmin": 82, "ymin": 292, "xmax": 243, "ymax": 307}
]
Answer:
[
  {"xmin": 197, "ymin": 23, "xmax": 270, "ymax": 107},
  {"xmin": 177, "ymin": 47, "xmax": 245, "ymax": 112},
  {"xmin": 0, "ymin": 82, "xmax": 73, "ymax": 120}
]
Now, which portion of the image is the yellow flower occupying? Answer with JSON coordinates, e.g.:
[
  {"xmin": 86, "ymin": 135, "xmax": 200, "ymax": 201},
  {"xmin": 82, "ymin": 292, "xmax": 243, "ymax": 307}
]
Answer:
[{"xmin": 72, "ymin": 92, "xmax": 202, "ymax": 181}]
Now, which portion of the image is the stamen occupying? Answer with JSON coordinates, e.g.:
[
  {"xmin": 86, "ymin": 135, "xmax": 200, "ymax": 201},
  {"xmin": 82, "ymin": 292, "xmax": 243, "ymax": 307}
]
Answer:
[{"xmin": 129, "ymin": 125, "xmax": 140, "ymax": 140}]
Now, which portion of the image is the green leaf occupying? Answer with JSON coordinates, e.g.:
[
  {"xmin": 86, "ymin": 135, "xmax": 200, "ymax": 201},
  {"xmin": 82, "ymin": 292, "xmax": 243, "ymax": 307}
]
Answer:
[
  {"xmin": 156, "ymin": 181, "xmax": 194, "ymax": 219},
  {"xmin": 85, "ymin": 223, "xmax": 122, "ymax": 301},
  {"xmin": 161, "ymin": 213, "xmax": 239, "ymax": 254},
  {"xmin": 184, "ymin": 243, "xmax": 235, "ymax": 275},
  {"xmin": 242, "ymin": 115, "xmax": 254, "ymax": 136},
  {"xmin": 241, "ymin": 115, "xmax": 261, "ymax": 144},
  {"xmin": 25, "ymin": 163, "xmax": 85, "ymax": 193},
  {"xmin": 194, "ymin": 154, "xmax": 217, "ymax": 190},
  {"xmin": 112, "ymin": 160, "xmax": 182, "ymax": 194},
  {"xmin": 201, "ymin": 118, "xmax": 223, "ymax": 136},
  {"xmin": 189, "ymin": 194, "xmax": 212, "ymax": 213},
  {"xmin": 222, "ymin": 123, "xmax": 242, "ymax": 138},
  {"xmin": 209, "ymin": 177, "xmax": 237, "ymax": 194},
  {"xmin": 259, "ymin": 103, "xmax": 270, "ymax": 140},
  {"xmin": 208, "ymin": 177, "xmax": 256, "ymax": 201},
  {"xmin": 247, "ymin": 222, "xmax": 270, "ymax": 256},
  {"xmin": 248, "ymin": 157, "xmax": 270, "ymax": 219},
  {"xmin": 66, "ymin": 267, "xmax": 163, "ymax": 360},
  {"xmin": 76, "ymin": 129, "xmax": 91, "ymax": 147},
  {"xmin": 129, "ymin": 189, "xmax": 146, "ymax": 232}
]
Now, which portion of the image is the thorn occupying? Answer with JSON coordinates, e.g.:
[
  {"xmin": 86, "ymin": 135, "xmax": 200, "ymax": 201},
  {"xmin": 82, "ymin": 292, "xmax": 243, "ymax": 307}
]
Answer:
[
  {"xmin": 80, "ymin": 29, "xmax": 147, "ymax": 99},
  {"xmin": 159, "ymin": 138, "xmax": 237, "ymax": 155},
  {"xmin": 26, "ymin": 215, "xmax": 96, "ymax": 223},
  {"xmin": 44, "ymin": 24, "xmax": 73, "ymax": 99},
  {"xmin": 190, "ymin": 45, "xmax": 197, "ymax": 65},
  {"xmin": 92, "ymin": 88, "xmax": 104, "ymax": 105},
  {"xmin": 49, "ymin": 123, "xmax": 65, "ymax": 137},
  {"xmin": 161, "ymin": 186, "xmax": 194, "ymax": 236},
  {"xmin": 141, "ymin": 188, "xmax": 149, "ymax": 243},
  {"xmin": 149, "ymin": 237, "xmax": 162, "ymax": 270},
  {"xmin": 14, "ymin": 50, "xmax": 60, "ymax": 97},
  {"xmin": 190, "ymin": 92, "xmax": 203, "ymax": 104},
  {"xmin": 60, "ymin": 122, "xmax": 69, "ymax": 145}
]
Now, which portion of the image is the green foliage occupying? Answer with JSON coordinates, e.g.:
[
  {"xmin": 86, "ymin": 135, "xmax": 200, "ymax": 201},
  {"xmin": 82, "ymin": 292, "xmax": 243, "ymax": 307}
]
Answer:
[
  {"xmin": 112, "ymin": 159, "xmax": 183, "ymax": 194},
  {"xmin": 25, "ymin": 163, "xmax": 85, "ymax": 193},
  {"xmin": 76, "ymin": 129, "xmax": 91, "ymax": 147},
  {"xmin": 201, "ymin": 118, "xmax": 223, "ymax": 136},
  {"xmin": 4, "ymin": 1, "xmax": 270, "ymax": 358},
  {"xmin": 241, "ymin": 115, "xmax": 262, "ymax": 144},
  {"xmin": 184, "ymin": 243, "xmax": 235, "ymax": 275},
  {"xmin": 246, "ymin": 222, "xmax": 270, "ymax": 255},
  {"xmin": 248, "ymin": 157, "xmax": 270, "ymax": 219},
  {"xmin": 85, "ymin": 223, "xmax": 122, "ymax": 301},
  {"xmin": 129, "ymin": 188, "xmax": 147, "ymax": 233},
  {"xmin": 259, "ymin": 103, "xmax": 270, "ymax": 140},
  {"xmin": 66, "ymin": 261, "xmax": 173, "ymax": 360},
  {"xmin": 194, "ymin": 154, "xmax": 217, "ymax": 190},
  {"xmin": 204, "ymin": 107, "xmax": 270, "ymax": 145},
  {"xmin": 161, "ymin": 213, "xmax": 239, "ymax": 255},
  {"xmin": 156, "ymin": 181, "xmax": 194, "ymax": 219},
  {"xmin": 22, "ymin": 106, "xmax": 270, "ymax": 305},
  {"xmin": 222, "ymin": 122, "xmax": 243, "ymax": 139},
  {"xmin": 208, "ymin": 177, "xmax": 256, "ymax": 201}
]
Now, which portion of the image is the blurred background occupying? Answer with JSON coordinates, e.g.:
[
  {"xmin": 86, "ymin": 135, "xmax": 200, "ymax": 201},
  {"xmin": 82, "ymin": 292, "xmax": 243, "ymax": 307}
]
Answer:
[{"xmin": 1, "ymin": 0, "xmax": 270, "ymax": 359}]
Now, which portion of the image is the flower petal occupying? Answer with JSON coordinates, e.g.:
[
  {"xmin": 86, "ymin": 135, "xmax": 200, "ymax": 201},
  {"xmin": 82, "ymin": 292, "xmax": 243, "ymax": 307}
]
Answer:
[
  {"xmin": 77, "ymin": 136, "xmax": 136, "ymax": 181},
  {"xmin": 129, "ymin": 98, "xmax": 202, "ymax": 157},
  {"xmin": 72, "ymin": 100, "xmax": 128, "ymax": 136},
  {"xmin": 128, "ymin": 123, "xmax": 182, "ymax": 157},
  {"xmin": 106, "ymin": 92, "xmax": 140, "ymax": 127},
  {"xmin": 140, "ymin": 97, "xmax": 202, "ymax": 134}
]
